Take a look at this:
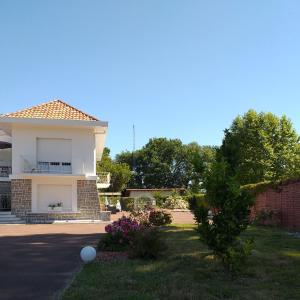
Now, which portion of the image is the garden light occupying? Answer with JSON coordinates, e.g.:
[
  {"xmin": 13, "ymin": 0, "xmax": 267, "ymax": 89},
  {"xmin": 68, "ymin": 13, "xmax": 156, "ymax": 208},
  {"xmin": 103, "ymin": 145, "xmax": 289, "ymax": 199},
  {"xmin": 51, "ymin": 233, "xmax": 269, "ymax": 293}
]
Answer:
[{"xmin": 80, "ymin": 246, "xmax": 96, "ymax": 263}]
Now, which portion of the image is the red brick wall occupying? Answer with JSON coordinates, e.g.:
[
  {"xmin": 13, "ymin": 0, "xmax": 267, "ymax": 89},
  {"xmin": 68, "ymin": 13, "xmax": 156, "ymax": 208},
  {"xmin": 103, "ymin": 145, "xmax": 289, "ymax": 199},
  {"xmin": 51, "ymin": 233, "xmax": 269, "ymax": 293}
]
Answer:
[{"xmin": 251, "ymin": 180, "xmax": 300, "ymax": 230}]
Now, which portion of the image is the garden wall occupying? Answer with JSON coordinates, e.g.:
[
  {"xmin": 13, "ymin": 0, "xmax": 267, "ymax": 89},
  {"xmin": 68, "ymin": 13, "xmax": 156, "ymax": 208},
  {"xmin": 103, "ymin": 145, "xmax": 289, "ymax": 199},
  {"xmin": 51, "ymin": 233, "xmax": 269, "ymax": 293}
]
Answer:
[{"xmin": 251, "ymin": 180, "xmax": 300, "ymax": 230}]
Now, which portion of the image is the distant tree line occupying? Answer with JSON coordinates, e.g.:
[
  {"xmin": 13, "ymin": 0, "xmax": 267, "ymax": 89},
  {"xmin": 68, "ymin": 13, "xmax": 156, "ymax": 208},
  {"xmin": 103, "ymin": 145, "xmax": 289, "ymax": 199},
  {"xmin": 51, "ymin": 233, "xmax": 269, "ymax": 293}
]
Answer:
[{"xmin": 97, "ymin": 110, "xmax": 300, "ymax": 192}]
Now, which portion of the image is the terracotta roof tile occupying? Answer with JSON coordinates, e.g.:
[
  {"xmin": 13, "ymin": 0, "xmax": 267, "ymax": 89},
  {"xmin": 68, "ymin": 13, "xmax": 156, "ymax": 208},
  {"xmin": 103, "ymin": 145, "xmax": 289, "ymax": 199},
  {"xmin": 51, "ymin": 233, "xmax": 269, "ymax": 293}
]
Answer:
[{"xmin": 1, "ymin": 99, "xmax": 99, "ymax": 121}]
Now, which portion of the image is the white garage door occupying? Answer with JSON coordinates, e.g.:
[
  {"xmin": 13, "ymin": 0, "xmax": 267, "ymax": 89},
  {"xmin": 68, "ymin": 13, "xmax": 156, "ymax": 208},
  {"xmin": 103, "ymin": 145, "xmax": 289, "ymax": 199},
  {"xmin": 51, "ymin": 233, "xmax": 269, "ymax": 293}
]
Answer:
[{"xmin": 37, "ymin": 184, "xmax": 72, "ymax": 211}]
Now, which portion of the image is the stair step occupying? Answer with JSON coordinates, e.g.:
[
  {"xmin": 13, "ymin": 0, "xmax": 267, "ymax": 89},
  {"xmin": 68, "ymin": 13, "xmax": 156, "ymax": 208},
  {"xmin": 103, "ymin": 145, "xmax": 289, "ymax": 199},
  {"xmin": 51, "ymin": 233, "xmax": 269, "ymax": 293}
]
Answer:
[
  {"xmin": 0, "ymin": 211, "xmax": 12, "ymax": 215},
  {"xmin": 0, "ymin": 220, "xmax": 25, "ymax": 224},
  {"xmin": 0, "ymin": 216, "xmax": 22, "ymax": 220},
  {"xmin": 0, "ymin": 211, "xmax": 25, "ymax": 224}
]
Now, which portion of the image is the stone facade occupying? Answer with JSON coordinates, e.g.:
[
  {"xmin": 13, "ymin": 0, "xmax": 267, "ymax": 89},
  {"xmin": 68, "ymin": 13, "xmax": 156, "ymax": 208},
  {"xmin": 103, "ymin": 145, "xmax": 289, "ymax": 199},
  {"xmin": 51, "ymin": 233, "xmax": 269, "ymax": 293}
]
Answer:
[
  {"xmin": 9, "ymin": 178, "xmax": 111, "ymax": 223},
  {"xmin": 11, "ymin": 179, "xmax": 32, "ymax": 218},
  {"xmin": 77, "ymin": 180, "xmax": 101, "ymax": 219}
]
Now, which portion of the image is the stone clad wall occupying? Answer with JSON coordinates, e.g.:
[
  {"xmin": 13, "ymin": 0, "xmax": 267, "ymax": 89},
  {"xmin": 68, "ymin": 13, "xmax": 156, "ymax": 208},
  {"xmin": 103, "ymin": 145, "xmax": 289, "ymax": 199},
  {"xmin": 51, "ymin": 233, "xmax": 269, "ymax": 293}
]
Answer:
[
  {"xmin": 10, "ymin": 178, "xmax": 110, "ymax": 222},
  {"xmin": 11, "ymin": 179, "xmax": 32, "ymax": 217},
  {"xmin": 77, "ymin": 180, "xmax": 101, "ymax": 219}
]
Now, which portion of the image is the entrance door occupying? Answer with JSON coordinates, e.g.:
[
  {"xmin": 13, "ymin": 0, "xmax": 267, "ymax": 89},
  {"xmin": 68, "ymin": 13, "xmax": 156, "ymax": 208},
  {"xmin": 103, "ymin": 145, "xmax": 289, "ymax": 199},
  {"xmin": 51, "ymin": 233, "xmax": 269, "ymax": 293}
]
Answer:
[{"xmin": 0, "ymin": 193, "xmax": 11, "ymax": 211}]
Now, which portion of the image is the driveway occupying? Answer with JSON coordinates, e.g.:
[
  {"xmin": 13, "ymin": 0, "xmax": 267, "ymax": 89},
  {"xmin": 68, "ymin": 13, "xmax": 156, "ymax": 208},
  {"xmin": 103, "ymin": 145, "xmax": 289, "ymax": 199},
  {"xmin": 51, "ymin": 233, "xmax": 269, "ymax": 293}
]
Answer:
[{"xmin": 0, "ymin": 224, "xmax": 106, "ymax": 300}]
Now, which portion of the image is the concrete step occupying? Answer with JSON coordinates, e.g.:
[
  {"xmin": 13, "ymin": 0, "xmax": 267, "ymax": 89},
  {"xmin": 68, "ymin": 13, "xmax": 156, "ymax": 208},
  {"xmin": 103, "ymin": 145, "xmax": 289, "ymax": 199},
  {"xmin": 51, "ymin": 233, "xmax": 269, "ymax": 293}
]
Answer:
[
  {"xmin": 0, "ymin": 211, "xmax": 13, "ymax": 215},
  {"xmin": 0, "ymin": 215, "xmax": 23, "ymax": 220},
  {"xmin": 0, "ymin": 220, "xmax": 25, "ymax": 224},
  {"xmin": 0, "ymin": 212, "xmax": 25, "ymax": 224}
]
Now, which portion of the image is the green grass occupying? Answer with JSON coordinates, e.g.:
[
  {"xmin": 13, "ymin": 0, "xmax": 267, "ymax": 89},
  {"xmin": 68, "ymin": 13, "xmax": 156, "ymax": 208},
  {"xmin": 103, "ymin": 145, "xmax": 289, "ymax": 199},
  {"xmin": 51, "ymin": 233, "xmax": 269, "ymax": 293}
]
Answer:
[{"xmin": 62, "ymin": 225, "xmax": 300, "ymax": 300}]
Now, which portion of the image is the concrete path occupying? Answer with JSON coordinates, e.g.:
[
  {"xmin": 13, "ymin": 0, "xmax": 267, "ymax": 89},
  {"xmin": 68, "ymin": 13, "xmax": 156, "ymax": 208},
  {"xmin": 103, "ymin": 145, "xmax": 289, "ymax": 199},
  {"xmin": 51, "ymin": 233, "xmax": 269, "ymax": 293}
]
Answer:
[{"xmin": 0, "ymin": 224, "xmax": 106, "ymax": 300}]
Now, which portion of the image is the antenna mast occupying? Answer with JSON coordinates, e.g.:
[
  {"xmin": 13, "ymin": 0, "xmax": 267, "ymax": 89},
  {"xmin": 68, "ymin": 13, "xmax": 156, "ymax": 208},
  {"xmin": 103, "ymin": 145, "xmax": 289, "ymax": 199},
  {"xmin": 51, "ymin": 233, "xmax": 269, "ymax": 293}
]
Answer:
[{"xmin": 132, "ymin": 124, "xmax": 136, "ymax": 171}]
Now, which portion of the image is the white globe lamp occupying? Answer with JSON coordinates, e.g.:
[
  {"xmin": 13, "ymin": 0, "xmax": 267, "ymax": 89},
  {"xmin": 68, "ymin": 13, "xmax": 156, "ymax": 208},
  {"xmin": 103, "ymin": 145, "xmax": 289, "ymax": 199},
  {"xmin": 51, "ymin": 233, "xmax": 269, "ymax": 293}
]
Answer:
[{"xmin": 80, "ymin": 246, "xmax": 96, "ymax": 263}]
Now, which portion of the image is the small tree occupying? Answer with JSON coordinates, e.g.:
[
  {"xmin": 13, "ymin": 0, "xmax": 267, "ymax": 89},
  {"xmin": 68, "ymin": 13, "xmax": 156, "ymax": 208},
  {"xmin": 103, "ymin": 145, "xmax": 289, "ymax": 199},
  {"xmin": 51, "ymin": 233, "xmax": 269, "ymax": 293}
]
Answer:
[
  {"xmin": 194, "ymin": 161, "xmax": 254, "ymax": 274},
  {"xmin": 97, "ymin": 148, "xmax": 132, "ymax": 192}
]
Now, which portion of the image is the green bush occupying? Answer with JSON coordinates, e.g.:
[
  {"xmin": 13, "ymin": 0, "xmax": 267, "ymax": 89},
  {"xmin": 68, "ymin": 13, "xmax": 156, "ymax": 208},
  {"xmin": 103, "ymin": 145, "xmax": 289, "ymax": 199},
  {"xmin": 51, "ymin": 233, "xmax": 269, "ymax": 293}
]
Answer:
[
  {"xmin": 163, "ymin": 195, "xmax": 188, "ymax": 209},
  {"xmin": 128, "ymin": 227, "xmax": 166, "ymax": 259},
  {"xmin": 120, "ymin": 197, "xmax": 135, "ymax": 211},
  {"xmin": 149, "ymin": 209, "xmax": 172, "ymax": 226},
  {"xmin": 241, "ymin": 181, "xmax": 274, "ymax": 196},
  {"xmin": 135, "ymin": 197, "xmax": 154, "ymax": 210},
  {"xmin": 185, "ymin": 193, "xmax": 207, "ymax": 211},
  {"xmin": 153, "ymin": 192, "xmax": 168, "ymax": 207},
  {"xmin": 196, "ymin": 161, "xmax": 254, "ymax": 274},
  {"xmin": 253, "ymin": 209, "xmax": 280, "ymax": 226}
]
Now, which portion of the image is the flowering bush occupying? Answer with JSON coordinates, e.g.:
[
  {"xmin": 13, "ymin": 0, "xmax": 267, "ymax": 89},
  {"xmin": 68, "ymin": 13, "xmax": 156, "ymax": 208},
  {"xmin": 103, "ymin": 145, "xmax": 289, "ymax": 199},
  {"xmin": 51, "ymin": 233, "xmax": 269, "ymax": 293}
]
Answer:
[
  {"xmin": 163, "ymin": 195, "xmax": 188, "ymax": 210},
  {"xmin": 149, "ymin": 209, "xmax": 172, "ymax": 226},
  {"xmin": 98, "ymin": 214, "xmax": 168, "ymax": 258},
  {"xmin": 130, "ymin": 209, "xmax": 151, "ymax": 226},
  {"xmin": 98, "ymin": 216, "xmax": 142, "ymax": 251}
]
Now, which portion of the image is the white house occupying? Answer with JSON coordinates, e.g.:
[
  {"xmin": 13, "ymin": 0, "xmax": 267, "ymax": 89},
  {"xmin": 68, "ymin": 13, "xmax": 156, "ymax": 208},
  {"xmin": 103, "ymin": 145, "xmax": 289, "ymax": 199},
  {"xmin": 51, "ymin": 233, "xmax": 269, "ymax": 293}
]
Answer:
[{"xmin": 0, "ymin": 99, "xmax": 110, "ymax": 223}]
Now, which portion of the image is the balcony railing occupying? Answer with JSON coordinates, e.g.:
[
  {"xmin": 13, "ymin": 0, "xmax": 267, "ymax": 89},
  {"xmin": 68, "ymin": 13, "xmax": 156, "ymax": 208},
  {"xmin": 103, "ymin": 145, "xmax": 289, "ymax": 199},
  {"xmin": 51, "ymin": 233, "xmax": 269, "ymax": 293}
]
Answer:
[
  {"xmin": 23, "ymin": 160, "xmax": 72, "ymax": 174},
  {"xmin": 0, "ymin": 166, "xmax": 12, "ymax": 177}
]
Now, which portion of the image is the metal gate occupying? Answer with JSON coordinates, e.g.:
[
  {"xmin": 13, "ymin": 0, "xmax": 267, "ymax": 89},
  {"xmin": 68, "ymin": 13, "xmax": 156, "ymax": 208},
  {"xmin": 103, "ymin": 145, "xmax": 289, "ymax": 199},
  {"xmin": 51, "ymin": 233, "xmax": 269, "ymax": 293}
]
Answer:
[{"xmin": 0, "ymin": 194, "xmax": 11, "ymax": 211}]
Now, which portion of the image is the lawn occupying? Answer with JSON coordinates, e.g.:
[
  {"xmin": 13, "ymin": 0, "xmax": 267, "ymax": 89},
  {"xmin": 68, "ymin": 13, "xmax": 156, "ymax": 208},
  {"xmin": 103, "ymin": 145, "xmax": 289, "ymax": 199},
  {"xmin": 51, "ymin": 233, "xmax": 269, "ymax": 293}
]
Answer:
[{"xmin": 62, "ymin": 225, "xmax": 300, "ymax": 300}]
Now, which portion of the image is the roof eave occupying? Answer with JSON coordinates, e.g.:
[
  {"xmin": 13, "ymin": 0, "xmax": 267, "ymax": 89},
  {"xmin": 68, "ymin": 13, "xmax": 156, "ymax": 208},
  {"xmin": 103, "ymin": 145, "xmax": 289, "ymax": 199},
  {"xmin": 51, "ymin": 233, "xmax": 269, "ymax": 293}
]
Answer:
[{"xmin": 0, "ymin": 117, "xmax": 108, "ymax": 128}]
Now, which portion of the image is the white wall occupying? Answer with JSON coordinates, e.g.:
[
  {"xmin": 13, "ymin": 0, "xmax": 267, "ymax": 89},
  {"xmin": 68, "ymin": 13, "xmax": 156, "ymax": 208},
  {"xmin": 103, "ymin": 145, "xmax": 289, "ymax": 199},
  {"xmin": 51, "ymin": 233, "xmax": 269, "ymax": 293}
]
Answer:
[
  {"xmin": 0, "ymin": 148, "xmax": 12, "ymax": 166},
  {"xmin": 12, "ymin": 124, "xmax": 100, "ymax": 175},
  {"xmin": 31, "ymin": 176, "xmax": 77, "ymax": 212},
  {"xmin": 128, "ymin": 190, "xmax": 173, "ymax": 199}
]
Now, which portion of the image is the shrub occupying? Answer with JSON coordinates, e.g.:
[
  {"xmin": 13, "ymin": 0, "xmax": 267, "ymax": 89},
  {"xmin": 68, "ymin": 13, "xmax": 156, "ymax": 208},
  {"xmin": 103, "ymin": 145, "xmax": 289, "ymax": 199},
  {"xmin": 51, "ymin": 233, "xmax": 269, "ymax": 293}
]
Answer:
[
  {"xmin": 98, "ymin": 216, "xmax": 141, "ymax": 251},
  {"xmin": 128, "ymin": 227, "xmax": 166, "ymax": 259},
  {"xmin": 149, "ymin": 209, "xmax": 172, "ymax": 226},
  {"xmin": 163, "ymin": 195, "xmax": 188, "ymax": 209},
  {"xmin": 185, "ymin": 193, "xmax": 207, "ymax": 211},
  {"xmin": 130, "ymin": 209, "xmax": 151, "ymax": 226},
  {"xmin": 135, "ymin": 197, "xmax": 154, "ymax": 210},
  {"xmin": 153, "ymin": 192, "xmax": 168, "ymax": 207},
  {"xmin": 196, "ymin": 161, "xmax": 254, "ymax": 274},
  {"xmin": 253, "ymin": 209, "xmax": 280, "ymax": 226},
  {"xmin": 120, "ymin": 197, "xmax": 135, "ymax": 211}
]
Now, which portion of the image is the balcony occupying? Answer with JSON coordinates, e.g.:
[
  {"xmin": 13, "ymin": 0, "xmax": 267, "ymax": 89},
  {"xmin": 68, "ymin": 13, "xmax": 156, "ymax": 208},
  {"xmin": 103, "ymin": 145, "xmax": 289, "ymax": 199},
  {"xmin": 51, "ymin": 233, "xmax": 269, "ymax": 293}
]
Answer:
[
  {"xmin": 23, "ymin": 158, "xmax": 72, "ymax": 174},
  {"xmin": 97, "ymin": 172, "xmax": 110, "ymax": 189}
]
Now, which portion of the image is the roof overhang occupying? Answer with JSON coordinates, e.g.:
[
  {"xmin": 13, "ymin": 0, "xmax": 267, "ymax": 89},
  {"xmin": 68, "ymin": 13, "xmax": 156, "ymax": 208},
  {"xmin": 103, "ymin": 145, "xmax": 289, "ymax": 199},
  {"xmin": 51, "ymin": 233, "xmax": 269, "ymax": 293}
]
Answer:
[{"xmin": 0, "ymin": 117, "xmax": 108, "ymax": 135}]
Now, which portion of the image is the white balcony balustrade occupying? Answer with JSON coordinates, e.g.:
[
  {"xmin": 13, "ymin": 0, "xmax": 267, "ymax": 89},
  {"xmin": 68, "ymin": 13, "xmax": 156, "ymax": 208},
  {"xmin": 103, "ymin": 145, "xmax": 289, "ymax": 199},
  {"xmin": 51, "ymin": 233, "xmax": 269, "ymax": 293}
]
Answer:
[{"xmin": 97, "ymin": 172, "xmax": 110, "ymax": 189}]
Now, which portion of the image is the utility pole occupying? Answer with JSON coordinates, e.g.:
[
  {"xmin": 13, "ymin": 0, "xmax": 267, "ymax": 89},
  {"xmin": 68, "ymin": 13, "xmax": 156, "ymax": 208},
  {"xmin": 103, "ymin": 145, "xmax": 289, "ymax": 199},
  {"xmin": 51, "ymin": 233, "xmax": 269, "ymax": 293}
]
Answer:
[{"xmin": 132, "ymin": 124, "xmax": 136, "ymax": 171}]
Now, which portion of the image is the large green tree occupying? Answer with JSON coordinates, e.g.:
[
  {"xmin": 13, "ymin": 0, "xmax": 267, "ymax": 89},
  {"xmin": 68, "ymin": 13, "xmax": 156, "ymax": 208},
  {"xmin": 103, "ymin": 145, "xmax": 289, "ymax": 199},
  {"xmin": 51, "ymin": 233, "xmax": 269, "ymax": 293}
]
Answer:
[
  {"xmin": 116, "ymin": 138, "xmax": 217, "ymax": 190},
  {"xmin": 118, "ymin": 138, "xmax": 191, "ymax": 188},
  {"xmin": 97, "ymin": 148, "xmax": 132, "ymax": 192},
  {"xmin": 186, "ymin": 142, "xmax": 217, "ymax": 192},
  {"xmin": 220, "ymin": 110, "xmax": 300, "ymax": 184}
]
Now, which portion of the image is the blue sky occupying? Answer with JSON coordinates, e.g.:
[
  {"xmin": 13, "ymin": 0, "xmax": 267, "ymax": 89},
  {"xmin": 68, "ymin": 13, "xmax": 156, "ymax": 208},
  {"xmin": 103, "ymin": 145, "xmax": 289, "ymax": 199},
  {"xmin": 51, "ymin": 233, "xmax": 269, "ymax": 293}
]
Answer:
[{"xmin": 0, "ymin": 0, "xmax": 300, "ymax": 157}]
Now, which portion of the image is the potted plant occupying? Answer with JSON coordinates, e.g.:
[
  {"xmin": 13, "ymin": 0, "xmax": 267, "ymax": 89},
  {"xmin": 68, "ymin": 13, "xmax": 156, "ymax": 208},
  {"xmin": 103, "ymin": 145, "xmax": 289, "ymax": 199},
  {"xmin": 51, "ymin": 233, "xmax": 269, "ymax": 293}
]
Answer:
[
  {"xmin": 54, "ymin": 202, "xmax": 63, "ymax": 212},
  {"xmin": 48, "ymin": 202, "xmax": 63, "ymax": 212},
  {"xmin": 48, "ymin": 204, "xmax": 56, "ymax": 211}
]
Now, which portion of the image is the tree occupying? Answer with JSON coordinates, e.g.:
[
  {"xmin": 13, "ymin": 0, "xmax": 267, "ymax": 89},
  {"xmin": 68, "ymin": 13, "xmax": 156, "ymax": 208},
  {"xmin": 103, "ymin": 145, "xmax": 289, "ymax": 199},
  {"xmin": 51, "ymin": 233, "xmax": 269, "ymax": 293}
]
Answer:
[
  {"xmin": 220, "ymin": 110, "xmax": 300, "ymax": 184},
  {"xmin": 97, "ymin": 148, "xmax": 132, "ymax": 192},
  {"xmin": 116, "ymin": 138, "xmax": 217, "ymax": 189},
  {"xmin": 194, "ymin": 160, "xmax": 254, "ymax": 273},
  {"xmin": 117, "ymin": 138, "xmax": 192, "ymax": 188},
  {"xmin": 186, "ymin": 143, "xmax": 217, "ymax": 192}
]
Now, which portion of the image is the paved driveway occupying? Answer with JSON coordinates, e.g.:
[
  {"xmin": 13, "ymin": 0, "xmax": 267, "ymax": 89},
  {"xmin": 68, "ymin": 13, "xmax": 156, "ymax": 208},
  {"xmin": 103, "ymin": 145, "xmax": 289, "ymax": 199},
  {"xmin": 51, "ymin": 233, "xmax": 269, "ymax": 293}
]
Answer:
[{"xmin": 0, "ymin": 224, "xmax": 106, "ymax": 300}]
